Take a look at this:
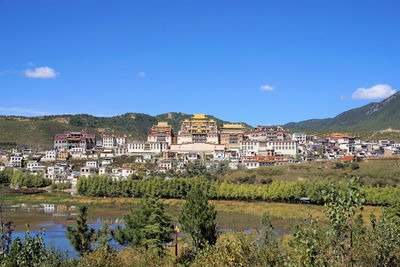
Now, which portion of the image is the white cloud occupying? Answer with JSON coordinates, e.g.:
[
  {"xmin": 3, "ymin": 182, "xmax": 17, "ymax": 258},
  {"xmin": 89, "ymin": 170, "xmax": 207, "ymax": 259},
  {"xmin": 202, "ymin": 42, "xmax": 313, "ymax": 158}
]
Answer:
[
  {"xmin": 25, "ymin": 66, "xmax": 58, "ymax": 79},
  {"xmin": 138, "ymin": 72, "xmax": 146, "ymax": 77},
  {"xmin": 260, "ymin": 84, "xmax": 274, "ymax": 91},
  {"xmin": 0, "ymin": 107, "xmax": 47, "ymax": 116},
  {"xmin": 352, "ymin": 84, "xmax": 396, "ymax": 100},
  {"xmin": 27, "ymin": 62, "xmax": 35, "ymax": 66}
]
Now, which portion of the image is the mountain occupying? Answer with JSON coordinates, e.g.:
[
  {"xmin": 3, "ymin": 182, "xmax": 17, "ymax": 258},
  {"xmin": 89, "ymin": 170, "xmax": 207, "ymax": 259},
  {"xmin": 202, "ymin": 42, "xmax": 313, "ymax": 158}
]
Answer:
[
  {"xmin": 284, "ymin": 92, "xmax": 400, "ymax": 131},
  {"xmin": 0, "ymin": 112, "xmax": 252, "ymax": 150}
]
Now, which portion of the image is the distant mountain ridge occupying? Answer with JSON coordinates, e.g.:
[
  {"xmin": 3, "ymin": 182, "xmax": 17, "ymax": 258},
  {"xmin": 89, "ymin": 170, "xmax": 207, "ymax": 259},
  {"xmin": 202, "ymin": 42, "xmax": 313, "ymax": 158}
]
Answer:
[
  {"xmin": 0, "ymin": 112, "xmax": 252, "ymax": 149},
  {"xmin": 284, "ymin": 92, "xmax": 400, "ymax": 131},
  {"xmin": 2, "ymin": 92, "xmax": 400, "ymax": 150}
]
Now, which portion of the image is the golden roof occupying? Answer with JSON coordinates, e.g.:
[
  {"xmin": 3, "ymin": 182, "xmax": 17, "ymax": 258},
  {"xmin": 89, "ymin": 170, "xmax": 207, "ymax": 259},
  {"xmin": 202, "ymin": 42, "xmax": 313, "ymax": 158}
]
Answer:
[
  {"xmin": 157, "ymin": 121, "xmax": 169, "ymax": 127},
  {"xmin": 152, "ymin": 121, "xmax": 171, "ymax": 130},
  {"xmin": 192, "ymin": 114, "xmax": 207, "ymax": 119},
  {"xmin": 331, "ymin": 133, "xmax": 346, "ymax": 137},
  {"xmin": 221, "ymin": 123, "xmax": 244, "ymax": 129}
]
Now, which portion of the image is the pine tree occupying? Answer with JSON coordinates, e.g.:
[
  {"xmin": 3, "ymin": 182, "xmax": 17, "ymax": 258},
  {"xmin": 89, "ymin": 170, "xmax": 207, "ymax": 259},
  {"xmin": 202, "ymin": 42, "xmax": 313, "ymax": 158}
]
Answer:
[
  {"xmin": 66, "ymin": 205, "xmax": 95, "ymax": 256},
  {"xmin": 178, "ymin": 187, "xmax": 218, "ymax": 253},
  {"xmin": 115, "ymin": 196, "xmax": 173, "ymax": 250}
]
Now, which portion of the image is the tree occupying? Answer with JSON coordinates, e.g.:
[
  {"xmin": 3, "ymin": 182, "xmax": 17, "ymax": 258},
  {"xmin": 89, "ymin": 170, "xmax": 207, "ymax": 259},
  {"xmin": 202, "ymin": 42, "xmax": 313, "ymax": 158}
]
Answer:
[
  {"xmin": 322, "ymin": 178, "xmax": 365, "ymax": 266},
  {"xmin": 115, "ymin": 196, "xmax": 173, "ymax": 251},
  {"xmin": 5, "ymin": 230, "xmax": 48, "ymax": 266},
  {"xmin": 368, "ymin": 210, "xmax": 400, "ymax": 266},
  {"xmin": 0, "ymin": 204, "xmax": 13, "ymax": 263},
  {"xmin": 387, "ymin": 190, "xmax": 400, "ymax": 220},
  {"xmin": 184, "ymin": 160, "xmax": 206, "ymax": 177},
  {"xmin": 178, "ymin": 187, "xmax": 218, "ymax": 253},
  {"xmin": 256, "ymin": 212, "xmax": 274, "ymax": 247},
  {"xmin": 66, "ymin": 205, "xmax": 96, "ymax": 256},
  {"xmin": 290, "ymin": 214, "xmax": 327, "ymax": 266}
]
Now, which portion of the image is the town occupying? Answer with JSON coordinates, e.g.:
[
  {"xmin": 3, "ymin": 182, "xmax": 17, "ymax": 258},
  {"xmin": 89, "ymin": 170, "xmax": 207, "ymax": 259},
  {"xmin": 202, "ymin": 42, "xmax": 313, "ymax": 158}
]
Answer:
[{"xmin": 0, "ymin": 113, "xmax": 399, "ymax": 189}]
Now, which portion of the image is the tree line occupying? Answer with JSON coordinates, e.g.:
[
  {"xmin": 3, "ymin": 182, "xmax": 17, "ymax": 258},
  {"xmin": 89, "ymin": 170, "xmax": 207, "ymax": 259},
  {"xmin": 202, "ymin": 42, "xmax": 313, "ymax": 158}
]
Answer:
[
  {"xmin": 77, "ymin": 175, "xmax": 399, "ymax": 206},
  {"xmin": 0, "ymin": 169, "xmax": 51, "ymax": 188}
]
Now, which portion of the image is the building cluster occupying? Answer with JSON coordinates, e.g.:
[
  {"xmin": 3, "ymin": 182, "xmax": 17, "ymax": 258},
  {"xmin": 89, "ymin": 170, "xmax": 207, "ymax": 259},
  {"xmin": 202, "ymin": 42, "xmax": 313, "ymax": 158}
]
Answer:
[{"xmin": 1, "ymin": 114, "xmax": 400, "ymax": 185}]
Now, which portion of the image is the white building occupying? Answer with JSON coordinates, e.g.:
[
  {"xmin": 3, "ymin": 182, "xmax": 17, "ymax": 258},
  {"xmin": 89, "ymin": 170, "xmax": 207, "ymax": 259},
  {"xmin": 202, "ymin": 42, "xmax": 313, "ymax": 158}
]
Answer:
[
  {"xmin": 103, "ymin": 137, "xmax": 116, "ymax": 148},
  {"xmin": 103, "ymin": 137, "xmax": 126, "ymax": 148},
  {"xmin": 242, "ymin": 159, "xmax": 260, "ymax": 169},
  {"xmin": 98, "ymin": 166, "xmax": 109, "ymax": 176},
  {"xmin": 213, "ymin": 149, "xmax": 226, "ymax": 161},
  {"xmin": 80, "ymin": 167, "xmax": 96, "ymax": 178},
  {"xmin": 158, "ymin": 160, "xmax": 172, "ymax": 170},
  {"xmin": 45, "ymin": 163, "xmax": 69, "ymax": 183},
  {"xmin": 127, "ymin": 141, "xmax": 168, "ymax": 154},
  {"xmin": 111, "ymin": 167, "xmax": 134, "ymax": 180},
  {"xmin": 115, "ymin": 146, "xmax": 128, "ymax": 156},
  {"xmin": 100, "ymin": 149, "xmax": 115, "ymax": 158},
  {"xmin": 292, "ymin": 133, "xmax": 307, "ymax": 144},
  {"xmin": 70, "ymin": 147, "xmax": 86, "ymax": 159},
  {"xmin": 266, "ymin": 141, "xmax": 298, "ymax": 157},
  {"xmin": 101, "ymin": 158, "xmax": 114, "ymax": 166},
  {"xmin": 240, "ymin": 140, "xmax": 260, "ymax": 156},
  {"xmin": 41, "ymin": 149, "xmax": 58, "ymax": 161},
  {"xmin": 9, "ymin": 156, "xmax": 23, "ymax": 167},
  {"xmin": 86, "ymin": 161, "xmax": 99, "ymax": 169},
  {"xmin": 27, "ymin": 161, "xmax": 45, "ymax": 173},
  {"xmin": 115, "ymin": 137, "xmax": 126, "ymax": 146}
]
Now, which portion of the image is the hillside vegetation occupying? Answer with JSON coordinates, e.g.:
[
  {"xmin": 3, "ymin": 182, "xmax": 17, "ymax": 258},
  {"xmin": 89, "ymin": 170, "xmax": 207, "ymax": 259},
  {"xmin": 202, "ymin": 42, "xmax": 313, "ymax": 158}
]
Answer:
[
  {"xmin": 217, "ymin": 158, "xmax": 400, "ymax": 187},
  {"xmin": 285, "ymin": 91, "xmax": 400, "ymax": 131},
  {"xmin": 0, "ymin": 112, "xmax": 252, "ymax": 149}
]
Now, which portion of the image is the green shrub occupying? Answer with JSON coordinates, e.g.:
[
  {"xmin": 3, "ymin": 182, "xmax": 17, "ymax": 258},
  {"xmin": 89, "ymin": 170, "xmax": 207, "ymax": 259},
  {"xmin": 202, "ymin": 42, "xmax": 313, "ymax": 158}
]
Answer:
[{"xmin": 351, "ymin": 163, "xmax": 360, "ymax": 170}]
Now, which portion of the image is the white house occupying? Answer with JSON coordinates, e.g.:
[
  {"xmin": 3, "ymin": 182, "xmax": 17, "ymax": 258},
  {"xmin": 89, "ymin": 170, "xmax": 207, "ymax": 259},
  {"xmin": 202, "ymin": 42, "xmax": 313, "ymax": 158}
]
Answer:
[
  {"xmin": 103, "ymin": 137, "xmax": 126, "ymax": 148},
  {"xmin": 240, "ymin": 140, "xmax": 260, "ymax": 156},
  {"xmin": 70, "ymin": 147, "xmax": 86, "ymax": 159},
  {"xmin": 27, "ymin": 161, "xmax": 45, "ymax": 173},
  {"xmin": 115, "ymin": 137, "xmax": 126, "ymax": 146},
  {"xmin": 101, "ymin": 158, "xmax": 114, "ymax": 166},
  {"xmin": 266, "ymin": 141, "xmax": 298, "ymax": 157},
  {"xmin": 80, "ymin": 167, "xmax": 96, "ymax": 178},
  {"xmin": 127, "ymin": 141, "xmax": 168, "ymax": 154},
  {"xmin": 292, "ymin": 133, "xmax": 307, "ymax": 144},
  {"xmin": 103, "ymin": 137, "xmax": 116, "ymax": 148},
  {"xmin": 41, "ymin": 149, "xmax": 58, "ymax": 161},
  {"xmin": 86, "ymin": 161, "xmax": 99, "ymax": 169},
  {"xmin": 115, "ymin": 146, "xmax": 128, "ymax": 156},
  {"xmin": 9, "ymin": 156, "xmax": 23, "ymax": 167},
  {"xmin": 242, "ymin": 159, "xmax": 260, "ymax": 169}
]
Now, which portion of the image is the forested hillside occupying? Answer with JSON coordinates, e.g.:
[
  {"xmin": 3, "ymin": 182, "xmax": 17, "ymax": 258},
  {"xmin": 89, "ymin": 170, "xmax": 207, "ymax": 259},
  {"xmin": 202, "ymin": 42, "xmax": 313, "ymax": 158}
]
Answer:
[
  {"xmin": 0, "ymin": 112, "xmax": 252, "ymax": 149},
  {"xmin": 285, "ymin": 92, "xmax": 400, "ymax": 131}
]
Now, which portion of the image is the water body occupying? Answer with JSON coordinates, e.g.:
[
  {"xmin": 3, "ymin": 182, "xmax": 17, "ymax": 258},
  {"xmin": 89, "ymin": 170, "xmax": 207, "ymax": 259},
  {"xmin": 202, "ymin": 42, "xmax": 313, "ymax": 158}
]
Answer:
[{"xmin": 0, "ymin": 201, "xmax": 291, "ymax": 256}]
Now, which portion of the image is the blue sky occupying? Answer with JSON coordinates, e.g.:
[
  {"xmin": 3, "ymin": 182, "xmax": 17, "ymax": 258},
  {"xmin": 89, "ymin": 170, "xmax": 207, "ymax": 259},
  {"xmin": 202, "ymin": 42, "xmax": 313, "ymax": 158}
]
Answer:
[{"xmin": 0, "ymin": 0, "xmax": 399, "ymax": 126}]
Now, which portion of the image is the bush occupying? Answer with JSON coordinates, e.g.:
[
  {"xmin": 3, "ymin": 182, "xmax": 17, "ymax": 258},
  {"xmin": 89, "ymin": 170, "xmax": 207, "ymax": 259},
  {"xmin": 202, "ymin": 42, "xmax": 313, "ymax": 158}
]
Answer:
[
  {"xmin": 236, "ymin": 175, "xmax": 256, "ymax": 184},
  {"xmin": 52, "ymin": 182, "xmax": 72, "ymax": 190},
  {"xmin": 351, "ymin": 163, "xmax": 360, "ymax": 170},
  {"xmin": 260, "ymin": 178, "xmax": 273, "ymax": 185},
  {"xmin": 334, "ymin": 162, "xmax": 345, "ymax": 169},
  {"xmin": 0, "ymin": 169, "xmax": 13, "ymax": 183}
]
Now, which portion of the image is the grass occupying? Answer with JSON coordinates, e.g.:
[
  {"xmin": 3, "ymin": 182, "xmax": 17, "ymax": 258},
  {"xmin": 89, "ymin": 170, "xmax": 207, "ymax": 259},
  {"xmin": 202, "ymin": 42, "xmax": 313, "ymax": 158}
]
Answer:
[{"xmin": 217, "ymin": 158, "xmax": 400, "ymax": 186}]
